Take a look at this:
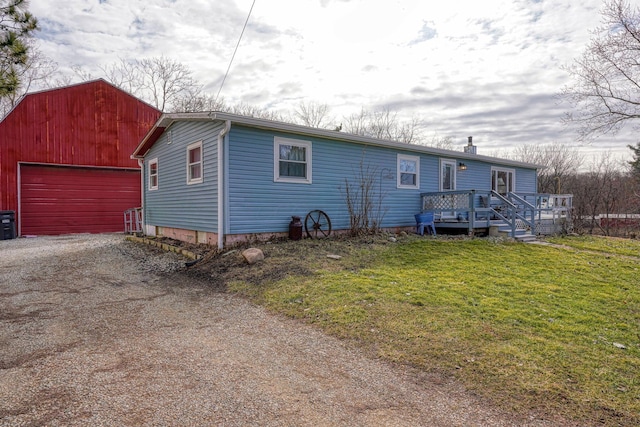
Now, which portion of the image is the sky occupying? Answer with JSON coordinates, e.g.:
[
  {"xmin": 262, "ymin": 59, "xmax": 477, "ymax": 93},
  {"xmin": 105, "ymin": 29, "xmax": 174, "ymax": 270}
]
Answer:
[{"xmin": 28, "ymin": 0, "xmax": 637, "ymax": 164}]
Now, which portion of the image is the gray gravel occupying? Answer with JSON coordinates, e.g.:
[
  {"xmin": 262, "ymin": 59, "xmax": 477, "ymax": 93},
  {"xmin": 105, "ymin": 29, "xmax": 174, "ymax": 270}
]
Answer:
[{"xmin": 0, "ymin": 234, "xmax": 573, "ymax": 426}]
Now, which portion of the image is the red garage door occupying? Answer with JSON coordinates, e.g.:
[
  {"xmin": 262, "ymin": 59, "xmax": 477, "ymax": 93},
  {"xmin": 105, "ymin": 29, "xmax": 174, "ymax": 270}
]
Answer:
[{"xmin": 20, "ymin": 165, "xmax": 141, "ymax": 236}]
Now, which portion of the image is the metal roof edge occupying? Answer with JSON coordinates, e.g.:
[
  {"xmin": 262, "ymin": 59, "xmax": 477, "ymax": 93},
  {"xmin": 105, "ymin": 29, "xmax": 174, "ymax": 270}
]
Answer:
[{"xmin": 134, "ymin": 111, "xmax": 544, "ymax": 169}]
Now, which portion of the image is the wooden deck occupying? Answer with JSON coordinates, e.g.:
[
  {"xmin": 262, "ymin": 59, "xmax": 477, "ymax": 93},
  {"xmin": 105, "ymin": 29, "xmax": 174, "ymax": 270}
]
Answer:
[{"xmin": 420, "ymin": 190, "xmax": 572, "ymax": 238}]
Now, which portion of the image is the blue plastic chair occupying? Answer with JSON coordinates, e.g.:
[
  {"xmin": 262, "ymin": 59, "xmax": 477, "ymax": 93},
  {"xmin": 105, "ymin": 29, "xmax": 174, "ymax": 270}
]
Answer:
[{"xmin": 415, "ymin": 212, "xmax": 436, "ymax": 236}]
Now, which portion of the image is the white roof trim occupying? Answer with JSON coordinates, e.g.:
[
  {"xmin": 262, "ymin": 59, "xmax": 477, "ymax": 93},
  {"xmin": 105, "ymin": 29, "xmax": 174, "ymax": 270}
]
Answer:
[{"xmin": 138, "ymin": 111, "xmax": 544, "ymax": 169}]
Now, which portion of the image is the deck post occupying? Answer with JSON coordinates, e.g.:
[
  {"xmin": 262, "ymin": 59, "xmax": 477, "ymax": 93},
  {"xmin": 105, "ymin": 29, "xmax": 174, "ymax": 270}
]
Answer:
[{"xmin": 468, "ymin": 190, "xmax": 475, "ymax": 235}]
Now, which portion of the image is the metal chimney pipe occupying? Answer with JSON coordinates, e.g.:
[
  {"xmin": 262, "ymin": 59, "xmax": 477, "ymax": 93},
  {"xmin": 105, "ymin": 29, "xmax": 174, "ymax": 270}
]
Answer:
[{"xmin": 464, "ymin": 136, "xmax": 477, "ymax": 154}]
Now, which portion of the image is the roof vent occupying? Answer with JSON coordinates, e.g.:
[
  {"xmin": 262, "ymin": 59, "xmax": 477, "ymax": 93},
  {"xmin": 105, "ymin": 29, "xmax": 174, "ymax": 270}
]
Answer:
[{"xmin": 463, "ymin": 136, "xmax": 477, "ymax": 154}]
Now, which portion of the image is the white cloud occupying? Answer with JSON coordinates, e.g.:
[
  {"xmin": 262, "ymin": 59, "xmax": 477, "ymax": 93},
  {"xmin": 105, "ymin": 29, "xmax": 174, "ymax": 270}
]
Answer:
[{"xmin": 28, "ymin": 0, "xmax": 634, "ymax": 161}]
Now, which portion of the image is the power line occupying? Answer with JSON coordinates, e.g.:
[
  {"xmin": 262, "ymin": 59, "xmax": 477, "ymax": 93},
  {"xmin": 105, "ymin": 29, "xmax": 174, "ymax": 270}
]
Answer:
[{"xmin": 215, "ymin": 0, "xmax": 256, "ymax": 104}]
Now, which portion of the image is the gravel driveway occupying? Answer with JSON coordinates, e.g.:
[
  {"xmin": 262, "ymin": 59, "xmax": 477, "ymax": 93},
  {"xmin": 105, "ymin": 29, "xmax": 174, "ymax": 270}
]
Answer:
[{"xmin": 0, "ymin": 234, "xmax": 566, "ymax": 426}]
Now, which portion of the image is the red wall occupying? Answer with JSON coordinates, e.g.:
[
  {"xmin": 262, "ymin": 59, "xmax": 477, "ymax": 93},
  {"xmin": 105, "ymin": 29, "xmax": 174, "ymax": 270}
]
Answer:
[{"xmin": 0, "ymin": 79, "xmax": 161, "ymax": 213}]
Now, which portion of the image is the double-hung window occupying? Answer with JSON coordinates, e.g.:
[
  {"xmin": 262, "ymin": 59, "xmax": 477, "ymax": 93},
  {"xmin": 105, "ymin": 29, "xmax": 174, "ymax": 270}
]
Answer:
[
  {"xmin": 187, "ymin": 141, "xmax": 203, "ymax": 185},
  {"xmin": 148, "ymin": 158, "xmax": 158, "ymax": 190},
  {"xmin": 397, "ymin": 154, "xmax": 420, "ymax": 189},
  {"xmin": 274, "ymin": 137, "xmax": 312, "ymax": 184}
]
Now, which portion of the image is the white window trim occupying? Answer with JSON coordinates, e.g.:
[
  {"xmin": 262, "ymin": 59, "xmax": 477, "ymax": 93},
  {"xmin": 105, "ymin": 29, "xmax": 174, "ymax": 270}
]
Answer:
[
  {"xmin": 397, "ymin": 154, "xmax": 420, "ymax": 189},
  {"xmin": 148, "ymin": 158, "xmax": 158, "ymax": 191},
  {"xmin": 187, "ymin": 141, "xmax": 203, "ymax": 185},
  {"xmin": 491, "ymin": 166, "xmax": 516, "ymax": 194},
  {"xmin": 274, "ymin": 137, "xmax": 312, "ymax": 184},
  {"xmin": 439, "ymin": 159, "xmax": 457, "ymax": 191}
]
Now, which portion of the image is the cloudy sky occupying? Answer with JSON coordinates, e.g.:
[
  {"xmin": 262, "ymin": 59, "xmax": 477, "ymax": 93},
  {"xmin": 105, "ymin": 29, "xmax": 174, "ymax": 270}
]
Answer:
[{"xmin": 29, "ymin": 0, "xmax": 635, "ymax": 163}]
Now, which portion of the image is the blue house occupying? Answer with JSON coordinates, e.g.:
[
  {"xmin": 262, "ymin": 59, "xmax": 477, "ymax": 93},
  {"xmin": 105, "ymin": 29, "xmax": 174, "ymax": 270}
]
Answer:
[{"xmin": 131, "ymin": 112, "xmax": 572, "ymax": 248}]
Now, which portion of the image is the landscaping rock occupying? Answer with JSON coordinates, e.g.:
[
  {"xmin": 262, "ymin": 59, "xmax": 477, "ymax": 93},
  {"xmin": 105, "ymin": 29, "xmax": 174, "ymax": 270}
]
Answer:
[{"xmin": 242, "ymin": 248, "xmax": 265, "ymax": 264}]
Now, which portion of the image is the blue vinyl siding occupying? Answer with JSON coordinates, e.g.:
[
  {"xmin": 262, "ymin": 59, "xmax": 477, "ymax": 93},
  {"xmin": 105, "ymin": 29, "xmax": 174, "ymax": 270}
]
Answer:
[
  {"xmin": 456, "ymin": 161, "xmax": 536, "ymax": 194},
  {"xmin": 142, "ymin": 120, "xmax": 539, "ymax": 236},
  {"xmin": 515, "ymin": 168, "xmax": 537, "ymax": 192},
  {"xmin": 143, "ymin": 121, "xmax": 221, "ymax": 231},
  {"xmin": 457, "ymin": 160, "xmax": 491, "ymax": 191},
  {"xmin": 227, "ymin": 126, "xmax": 521, "ymax": 234}
]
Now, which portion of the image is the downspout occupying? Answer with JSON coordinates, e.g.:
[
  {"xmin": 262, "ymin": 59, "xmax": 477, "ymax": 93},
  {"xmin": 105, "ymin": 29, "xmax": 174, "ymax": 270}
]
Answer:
[
  {"xmin": 137, "ymin": 158, "xmax": 145, "ymax": 234},
  {"xmin": 217, "ymin": 120, "xmax": 231, "ymax": 249}
]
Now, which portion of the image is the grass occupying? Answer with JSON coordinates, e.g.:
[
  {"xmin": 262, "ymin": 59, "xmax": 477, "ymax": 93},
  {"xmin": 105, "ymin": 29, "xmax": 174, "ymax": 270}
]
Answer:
[
  {"xmin": 224, "ymin": 235, "xmax": 640, "ymax": 426},
  {"xmin": 547, "ymin": 234, "xmax": 640, "ymax": 257}
]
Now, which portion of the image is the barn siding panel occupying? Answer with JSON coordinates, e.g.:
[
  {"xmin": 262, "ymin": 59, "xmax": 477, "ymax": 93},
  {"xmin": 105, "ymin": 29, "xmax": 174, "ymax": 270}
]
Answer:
[
  {"xmin": 0, "ymin": 80, "xmax": 160, "ymax": 234},
  {"xmin": 0, "ymin": 79, "xmax": 160, "ymax": 232}
]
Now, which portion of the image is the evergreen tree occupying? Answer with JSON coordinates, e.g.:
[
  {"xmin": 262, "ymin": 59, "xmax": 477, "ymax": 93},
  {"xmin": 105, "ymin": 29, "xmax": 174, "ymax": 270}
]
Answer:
[
  {"xmin": 0, "ymin": 0, "xmax": 37, "ymax": 97},
  {"xmin": 629, "ymin": 142, "xmax": 640, "ymax": 178}
]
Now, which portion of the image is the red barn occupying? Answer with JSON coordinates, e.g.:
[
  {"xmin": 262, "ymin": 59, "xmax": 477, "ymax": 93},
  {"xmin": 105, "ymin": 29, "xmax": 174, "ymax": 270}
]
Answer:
[{"xmin": 0, "ymin": 79, "xmax": 160, "ymax": 236}]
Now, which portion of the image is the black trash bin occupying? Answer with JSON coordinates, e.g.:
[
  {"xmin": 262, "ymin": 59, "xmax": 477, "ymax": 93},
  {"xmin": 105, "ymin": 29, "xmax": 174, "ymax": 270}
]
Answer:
[{"xmin": 0, "ymin": 210, "xmax": 16, "ymax": 240}]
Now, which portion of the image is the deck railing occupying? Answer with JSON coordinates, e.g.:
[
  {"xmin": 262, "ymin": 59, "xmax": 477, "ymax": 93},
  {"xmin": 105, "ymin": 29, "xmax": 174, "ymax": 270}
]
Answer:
[
  {"xmin": 124, "ymin": 207, "xmax": 143, "ymax": 234},
  {"xmin": 518, "ymin": 193, "xmax": 573, "ymax": 234},
  {"xmin": 505, "ymin": 192, "xmax": 537, "ymax": 235},
  {"xmin": 519, "ymin": 193, "xmax": 573, "ymax": 216},
  {"xmin": 420, "ymin": 190, "xmax": 573, "ymax": 236}
]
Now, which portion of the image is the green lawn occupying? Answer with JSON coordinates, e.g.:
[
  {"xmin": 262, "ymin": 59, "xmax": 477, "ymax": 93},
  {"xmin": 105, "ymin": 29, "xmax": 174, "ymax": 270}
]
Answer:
[
  {"xmin": 548, "ymin": 234, "xmax": 640, "ymax": 257},
  {"xmin": 228, "ymin": 236, "xmax": 640, "ymax": 426}
]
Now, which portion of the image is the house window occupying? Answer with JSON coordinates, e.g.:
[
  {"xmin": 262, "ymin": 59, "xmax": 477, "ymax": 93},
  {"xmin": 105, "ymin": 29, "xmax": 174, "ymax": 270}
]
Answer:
[
  {"xmin": 148, "ymin": 158, "xmax": 158, "ymax": 190},
  {"xmin": 491, "ymin": 167, "xmax": 515, "ymax": 195},
  {"xmin": 397, "ymin": 154, "xmax": 420, "ymax": 189},
  {"xmin": 440, "ymin": 159, "xmax": 456, "ymax": 191},
  {"xmin": 274, "ymin": 137, "xmax": 312, "ymax": 184},
  {"xmin": 187, "ymin": 141, "xmax": 203, "ymax": 184}
]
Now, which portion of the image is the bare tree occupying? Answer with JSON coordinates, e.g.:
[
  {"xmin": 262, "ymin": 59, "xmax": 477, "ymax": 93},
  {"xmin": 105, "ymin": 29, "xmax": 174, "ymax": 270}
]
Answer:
[
  {"xmin": 422, "ymin": 134, "xmax": 453, "ymax": 150},
  {"xmin": 171, "ymin": 88, "xmax": 227, "ymax": 113},
  {"xmin": 70, "ymin": 56, "xmax": 200, "ymax": 112},
  {"xmin": 219, "ymin": 101, "xmax": 286, "ymax": 121},
  {"xmin": 565, "ymin": 152, "xmax": 626, "ymax": 235},
  {"xmin": 343, "ymin": 108, "xmax": 369, "ymax": 135},
  {"xmin": 561, "ymin": 0, "xmax": 640, "ymax": 142},
  {"xmin": 343, "ymin": 107, "xmax": 423, "ymax": 144},
  {"xmin": 52, "ymin": 73, "xmax": 74, "ymax": 88},
  {"xmin": 511, "ymin": 142, "xmax": 584, "ymax": 193},
  {"xmin": 136, "ymin": 56, "xmax": 199, "ymax": 111},
  {"xmin": 0, "ymin": 42, "xmax": 58, "ymax": 117},
  {"xmin": 293, "ymin": 100, "xmax": 333, "ymax": 128},
  {"xmin": 340, "ymin": 156, "xmax": 387, "ymax": 235},
  {"xmin": 70, "ymin": 64, "xmax": 93, "ymax": 82},
  {"xmin": 99, "ymin": 58, "xmax": 142, "ymax": 98}
]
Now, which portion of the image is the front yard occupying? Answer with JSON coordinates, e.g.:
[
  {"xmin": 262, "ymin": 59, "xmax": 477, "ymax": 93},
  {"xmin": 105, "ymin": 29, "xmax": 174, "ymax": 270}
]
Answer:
[{"xmin": 194, "ymin": 234, "xmax": 640, "ymax": 426}]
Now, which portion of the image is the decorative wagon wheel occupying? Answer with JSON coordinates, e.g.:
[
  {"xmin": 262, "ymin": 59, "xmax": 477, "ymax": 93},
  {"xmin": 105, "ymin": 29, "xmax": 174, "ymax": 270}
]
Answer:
[{"xmin": 304, "ymin": 210, "xmax": 332, "ymax": 239}]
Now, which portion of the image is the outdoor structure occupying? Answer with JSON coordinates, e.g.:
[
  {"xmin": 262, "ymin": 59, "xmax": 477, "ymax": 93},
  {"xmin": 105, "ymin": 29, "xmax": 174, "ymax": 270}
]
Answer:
[
  {"xmin": 420, "ymin": 190, "xmax": 572, "ymax": 241},
  {"xmin": 132, "ymin": 112, "xmax": 572, "ymax": 248},
  {"xmin": 575, "ymin": 214, "xmax": 640, "ymax": 237},
  {"xmin": 0, "ymin": 79, "xmax": 161, "ymax": 236}
]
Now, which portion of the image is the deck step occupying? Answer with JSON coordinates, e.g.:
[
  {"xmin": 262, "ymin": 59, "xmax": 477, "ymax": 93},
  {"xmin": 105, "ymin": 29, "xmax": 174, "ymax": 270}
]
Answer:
[
  {"xmin": 514, "ymin": 233, "xmax": 538, "ymax": 243},
  {"xmin": 491, "ymin": 221, "xmax": 537, "ymax": 242}
]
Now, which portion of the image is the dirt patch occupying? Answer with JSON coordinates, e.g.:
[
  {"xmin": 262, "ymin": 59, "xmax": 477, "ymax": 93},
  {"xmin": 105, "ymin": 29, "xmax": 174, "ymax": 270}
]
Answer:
[{"xmin": 181, "ymin": 232, "xmax": 409, "ymax": 288}]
